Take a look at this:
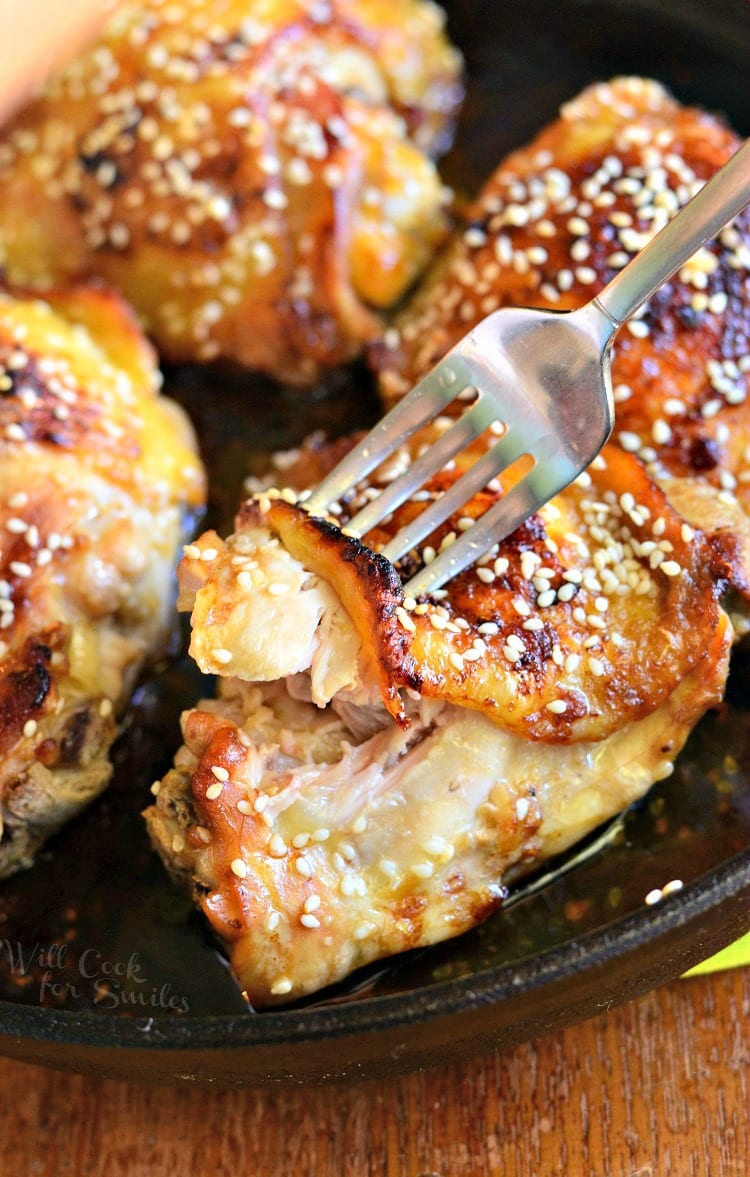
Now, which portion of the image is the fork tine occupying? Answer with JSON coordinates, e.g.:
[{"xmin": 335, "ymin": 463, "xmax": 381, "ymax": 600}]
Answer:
[
  {"xmin": 344, "ymin": 398, "xmax": 500, "ymax": 537},
  {"xmin": 379, "ymin": 428, "xmax": 531, "ymax": 565},
  {"xmin": 403, "ymin": 447, "xmax": 581, "ymax": 598},
  {"xmin": 304, "ymin": 354, "xmax": 477, "ymax": 515}
]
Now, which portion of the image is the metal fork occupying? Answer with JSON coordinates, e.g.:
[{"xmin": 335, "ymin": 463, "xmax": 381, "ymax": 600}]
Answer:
[{"xmin": 305, "ymin": 139, "xmax": 750, "ymax": 598}]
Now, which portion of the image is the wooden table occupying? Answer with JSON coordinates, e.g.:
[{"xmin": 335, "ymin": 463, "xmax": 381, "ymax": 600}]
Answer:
[{"xmin": 1, "ymin": 967, "xmax": 747, "ymax": 1175}]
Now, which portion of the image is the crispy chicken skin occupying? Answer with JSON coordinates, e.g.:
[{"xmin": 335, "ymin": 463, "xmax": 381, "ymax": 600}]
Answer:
[
  {"xmin": 145, "ymin": 425, "xmax": 732, "ymax": 1005},
  {"xmin": 373, "ymin": 78, "xmax": 750, "ymax": 594},
  {"xmin": 0, "ymin": 286, "xmax": 205, "ymax": 878},
  {"xmin": 0, "ymin": 0, "xmax": 462, "ymax": 384}
]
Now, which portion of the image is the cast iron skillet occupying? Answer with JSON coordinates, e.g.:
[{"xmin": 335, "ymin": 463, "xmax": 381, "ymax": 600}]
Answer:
[{"xmin": 0, "ymin": 0, "xmax": 749, "ymax": 1087}]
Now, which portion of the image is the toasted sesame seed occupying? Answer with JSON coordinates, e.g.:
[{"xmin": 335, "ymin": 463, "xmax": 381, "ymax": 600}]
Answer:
[
  {"xmin": 268, "ymin": 834, "xmax": 287, "ymax": 858},
  {"xmin": 412, "ymin": 862, "xmax": 434, "ymax": 879},
  {"xmin": 545, "ymin": 699, "xmax": 567, "ymax": 714},
  {"xmin": 396, "ymin": 606, "xmax": 416, "ymax": 633},
  {"xmin": 353, "ymin": 922, "xmax": 376, "ymax": 941},
  {"xmin": 171, "ymin": 834, "xmax": 185, "ymax": 853},
  {"xmin": 522, "ymin": 617, "xmax": 544, "ymax": 631}
]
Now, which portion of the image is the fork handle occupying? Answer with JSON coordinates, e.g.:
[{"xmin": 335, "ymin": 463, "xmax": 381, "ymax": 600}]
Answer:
[{"xmin": 593, "ymin": 137, "xmax": 750, "ymax": 329}]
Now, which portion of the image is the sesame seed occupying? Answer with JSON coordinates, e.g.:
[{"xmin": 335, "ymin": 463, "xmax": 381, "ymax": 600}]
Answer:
[
  {"xmin": 205, "ymin": 783, "xmax": 224, "ymax": 801},
  {"xmin": 412, "ymin": 862, "xmax": 434, "ymax": 879},
  {"xmin": 396, "ymin": 606, "xmax": 416, "ymax": 633},
  {"xmin": 231, "ymin": 858, "xmax": 247, "ymax": 879},
  {"xmin": 270, "ymin": 977, "xmax": 293, "ymax": 996},
  {"xmin": 171, "ymin": 834, "xmax": 185, "ymax": 853},
  {"xmin": 265, "ymin": 912, "xmax": 280, "ymax": 933},
  {"xmin": 211, "ymin": 765, "xmax": 229, "ymax": 782},
  {"xmin": 522, "ymin": 617, "xmax": 544, "ymax": 631},
  {"xmin": 300, "ymin": 913, "xmax": 320, "ymax": 929},
  {"xmin": 150, "ymin": 781, "xmax": 161, "ymax": 796},
  {"xmin": 268, "ymin": 835, "xmax": 287, "ymax": 857},
  {"xmin": 652, "ymin": 419, "xmax": 672, "ymax": 445},
  {"xmin": 211, "ymin": 647, "xmax": 233, "ymax": 664},
  {"xmin": 478, "ymin": 621, "xmax": 499, "ymax": 635},
  {"xmin": 353, "ymin": 923, "xmax": 376, "ymax": 941},
  {"xmin": 619, "ymin": 431, "xmax": 642, "ymax": 452},
  {"xmin": 660, "ymin": 560, "xmax": 681, "ymax": 577},
  {"xmin": 545, "ymin": 699, "xmax": 567, "ymax": 714},
  {"xmin": 237, "ymin": 799, "xmax": 253, "ymax": 815},
  {"xmin": 645, "ymin": 889, "xmax": 663, "ymax": 906},
  {"xmin": 23, "ymin": 719, "xmax": 38, "ymax": 738}
]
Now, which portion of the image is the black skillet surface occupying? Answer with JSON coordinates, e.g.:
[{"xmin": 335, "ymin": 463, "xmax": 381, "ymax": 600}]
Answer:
[{"xmin": 0, "ymin": 0, "xmax": 749, "ymax": 1086}]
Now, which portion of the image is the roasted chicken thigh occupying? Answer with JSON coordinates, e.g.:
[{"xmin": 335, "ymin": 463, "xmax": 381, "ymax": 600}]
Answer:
[
  {"xmin": 0, "ymin": 285, "xmax": 204, "ymax": 878},
  {"xmin": 146, "ymin": 430, "xmax": 732, "ymax": 1004},
  {"xmin": 0, "ymin": 0, "xmax": 462, "ymax": 384},
  {"xmin": 373, "ymin": 77, "xmax": 750, "ymax": 595}
]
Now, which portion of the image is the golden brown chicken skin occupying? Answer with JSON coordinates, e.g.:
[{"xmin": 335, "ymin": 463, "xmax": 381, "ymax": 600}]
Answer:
[
  {"xmin": 373, "ymin": 78, "xmax": 750, "ymax": 593},
  {"xmin": 0, "ymin": 0, "xmax": 462, "ymax": 384},
  {"xmin": 145, "ymin": 422, "xmax": 731, "ymax": 1005},
  {"xmin": 0, "ymin": 285, "xmax": 205, "ymax": 878}
]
